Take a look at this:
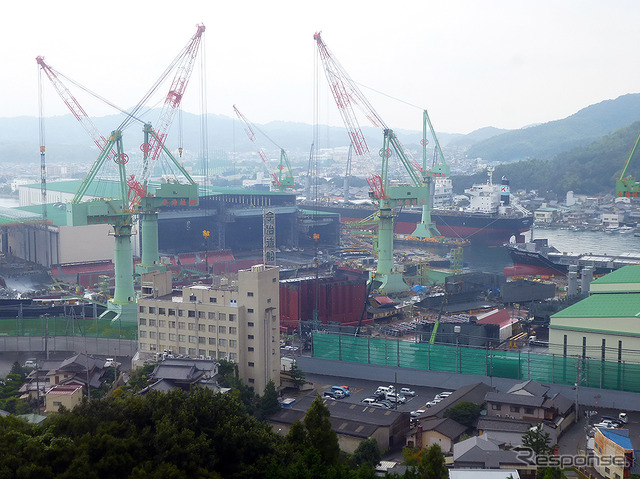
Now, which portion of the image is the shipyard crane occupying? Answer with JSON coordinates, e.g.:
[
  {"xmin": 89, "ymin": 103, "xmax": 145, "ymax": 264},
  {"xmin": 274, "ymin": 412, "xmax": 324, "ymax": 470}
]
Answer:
[
  {"xmin": 314, "ymin": 32, "xmax": 438, "ymax": 293},
  {"xmin": 343, "ymin": 144, "xmax": 352, "ymax": 202},
  {"xmin": 233, "ymin": 105, "xmax": 294, "ymax": 191},
  {"xmin": 616, "ymin": 127, "xmax": 640, "ymax": 197},
  {"xmin": 37, "ymin": 25, "xmax": 204, "ymax": 322}
]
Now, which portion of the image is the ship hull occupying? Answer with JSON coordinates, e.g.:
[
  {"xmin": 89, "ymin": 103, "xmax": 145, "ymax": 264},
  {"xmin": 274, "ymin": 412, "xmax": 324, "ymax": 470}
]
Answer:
[
  {"xmin": 504, "ymin": 247, "xmax": 569, "ymax": 277},
  {"xmin": 311, "ymin": 205, "xmax": 533, "ymax": 246}
]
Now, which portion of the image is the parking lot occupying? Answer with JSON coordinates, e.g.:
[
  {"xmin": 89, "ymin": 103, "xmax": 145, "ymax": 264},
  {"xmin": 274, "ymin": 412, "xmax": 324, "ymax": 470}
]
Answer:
[{"xmin": 304, "ymin": 372, "xmax": 455, "ymax": 415}]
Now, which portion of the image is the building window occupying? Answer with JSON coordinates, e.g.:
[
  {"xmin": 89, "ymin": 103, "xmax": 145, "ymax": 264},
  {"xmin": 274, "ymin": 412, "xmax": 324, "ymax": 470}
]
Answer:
[
  {"xmin": 149, "ymin": 331, "xmax": 157, "ymax": 339},
  {"xmin": 509, "ymin": 406, "xmax": 520, "ymax": 413},
  {"xmin": 149, "ymin": 307, "xmax": 156, "ymax": 314},
  {"xmin": 230, "ymin": 299, "xmax": 237, "ymax": 307},
  {"xmin": 168, "ymin": 309, "xmax": 175, "ymax": 316},
  {"xmin": 158, "ymin": 308, "xmax": 166, "ymax": 315},
  {"xmin": 179, "ymin": 347, "xmax": 186, "ymax": 354},
  {"xmin": 158, "ymin": 333, "xmax": 166, "ymax": 340},
  {"xmin": 139, "ymin": 343, "xmax": 147, "ymax": 350},
  {"xmin": 188, "ymin": 323, "xmax": 195, "ymax": 330},
  {"xmin": 178, "ymin": 310, "xmax": 184, "ymax": 317},
  {"xmin": 229, "ymin": 340, "xmax": 237, "ymax": 348},
  {"xmin": 247, "ymin": 308, "xmax": 254, "ymax": 313},
  {"xmin": 178, "ymin": 322, "xmax": 186, "ymax": 330},
  {"xmin": 158, "ymin": 320, "xmax": 166, "ymax": 328},
  {"xmin": 199, "ymin": 337, "xmax": 206, "ymax": 344},
  {"xmin": 267, "ymin": 298, "xmax": 271, "ymax": 303},
  {"xmin": 208, "ymin": 350, "xmax": 215, "ymax": 357},
  {"xmin": 198, "ymin": 324, "xmax": 206, "ymax": 331},
  {"xmin": 169, "ymin": 321, "xmax": 176, "ymax": 329},
  {"xmin": 208, "ymin": 312, "xmax": 215, "ymax": 320},
  {"xmin": 189, "ymin": 336, "xmax": 196, "ymax": 343},
  {"xmin": 248, "ymin": 347, "xmax": 254, "ymax": 352},
  {"xmin": 139, "ymin": 330, "xmax": 147, "ymax": 338},
  {"xmin": 524, "ymin": 407, "xmax": 535, "ymax": 414},
  {"xmin": 188, "ymin": 348, "xmax": 196, "ymax": 356},
  {"xmin": 219, "ymin": 326, "xmax": 226, "ymax": 334},
  {"xmin": 219, "ymin": 313, "xmax": 226, "ymax": 321},
  {"xmin": 248, "ymin": 322, "xmax": 254, "ymax": 327},
  {"xmin": 188, "ymin": 310, "xmax": 195, "ymax": 318},
  {"xmin": 248, "ymin": 362, "xmax": 254, "ymax": 367},
  {"xmin": 149, "ymin": 319, "xmax": 156, "ymax": 327},
  {"xmin": 209, "ymin": 338, "xmax": 216, "ymax": 345},
  {"xmin": 229, "ymin": 353, "xmax": 238, "ymax": 361},
  {"xmin": 210, "ymin": 297, "xmax": 217, "ymax": 303},
  {"xmin": 169, "ymin": 333, "xmax": 176, "ymax": 341},
  {"xmin": 178, "ymin": 334, "xmax": 186, "ymax": 342},
  {"xmin": 139, "ymin": 306, "xmax": 145, "ymax": 313},
  {"xmin": 248, "ymin": 335, "xmax": 254, "ymax": 340},
  {"xmin": 139, "ymin": 318, "xmax": 146, "ymax": 326},
  {"xmin": 229, "ymin": 314, "xmax": 236, "ymax": 322},
  {"xmin": 189, "ymin": 295, "xmax": 196, "ymax": 301},
  {"xmin": 247, "ymin": 292, "xmax": 254, "ymax": 297},
  {"xmin": 491, "ymin": 404, "xmax": 501, "ymax": 410},
  {"xmin": 150, "ymin": 344, "xmax": 157, "ymax": 352},
  {"xmin": 53, "ymin": 401, "xmax": 62, "ymax": 407},
  {"xmin": 198, "ymin": 349, "xmax": 206, "ymax": 356},
  {"xmin": 229, "ymin": 327, "xmax": 237, "ymax": 335},
  {"xmin": 218, "ymin": 338, "xmax": 227, "ymax": 346},
  {"xmin": 248, "ymin": 378, "xmax": 254, "ymax": 383},
  {"xmin": 208, "ymin": 325, "xmax": 215, "ymax": 333},
  {"xmin": 198, "ymin": 311, "xmax": 206, "ymax": 319}
]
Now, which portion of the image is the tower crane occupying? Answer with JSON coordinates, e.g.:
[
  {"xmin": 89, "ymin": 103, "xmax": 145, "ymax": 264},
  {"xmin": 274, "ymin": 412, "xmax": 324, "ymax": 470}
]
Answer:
[
  {"xmin": 38, "ymin": 25, "xmax": 205, "ymax": 322},
  {"xmin": 616, "ymin": 127, "xmax": 640, "ymax": 197},
  {"xmin": 233, "ymin": 105, "xmax": 294, "ymax": 191},
  {"xmin": 314, "ymin": 32, "xmax": 437, "ymax": 293}
]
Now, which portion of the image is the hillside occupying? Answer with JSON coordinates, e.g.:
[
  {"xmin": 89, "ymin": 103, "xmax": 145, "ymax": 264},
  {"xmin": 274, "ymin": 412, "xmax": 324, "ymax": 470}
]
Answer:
[
  {"xmin": 466, "ymin": 93, "xmax": 640, "ymax": 163},
  {"xmin": 452, "ymin": 121, "xmax": 640, "ymax": 196}
]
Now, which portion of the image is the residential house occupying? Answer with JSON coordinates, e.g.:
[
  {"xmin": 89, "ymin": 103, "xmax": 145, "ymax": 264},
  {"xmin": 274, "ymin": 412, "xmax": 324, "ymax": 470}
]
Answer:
[
  {"xmin": 405, "ymin": 417, "xmax": 467, "ymax": 453},
  {"xmin": 594, "ymin": 427, "xmax": 635, "ymax": 479},
  {"xmin": 45, "ymin": 384, "xmax": 83, "ymax": 413},
  {"xmin": 138, "ymin": 358, "xmax": 224, "ymax": 394},
  {"xmin": 453, "ymin": 435, "xmax": 536, "ymax": 479}
]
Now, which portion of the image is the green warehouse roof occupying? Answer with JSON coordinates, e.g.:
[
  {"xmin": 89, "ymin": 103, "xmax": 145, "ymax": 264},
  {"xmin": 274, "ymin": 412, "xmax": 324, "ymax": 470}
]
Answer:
[
  {"xmin": 551, "ymin": 293, "xmax": 640, "ymax": 319},
  {"xmin": 591, "ymin": 265, "xmax": 640, "ymax": 285}
]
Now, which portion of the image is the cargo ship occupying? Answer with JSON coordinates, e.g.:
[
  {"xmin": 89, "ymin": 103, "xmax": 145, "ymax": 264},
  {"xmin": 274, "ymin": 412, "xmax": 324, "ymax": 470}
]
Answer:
[
  {"xmin": 504, "ymin": 238, "xmax": 640, "ymax": 276},
  {"xmin": 307, "ymin": 169, "xmax": 534, "ymax": 246}
]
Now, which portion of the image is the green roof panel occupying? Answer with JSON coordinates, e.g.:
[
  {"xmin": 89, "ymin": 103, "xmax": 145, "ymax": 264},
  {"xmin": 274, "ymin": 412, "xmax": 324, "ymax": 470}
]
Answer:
[
  {"xmin": 552, "ymin": 293, "xmax": 640, "ymax": 319},
  {"xmin": 591, "ymin": 265, "xmax": 640, "ymax": 285}
]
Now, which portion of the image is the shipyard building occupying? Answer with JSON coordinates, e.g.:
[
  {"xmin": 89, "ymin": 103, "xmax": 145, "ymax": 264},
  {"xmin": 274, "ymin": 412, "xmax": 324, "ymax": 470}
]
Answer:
[{"xmin": 137, "ymin": 265, "xmax": 281, "ymax": 392}]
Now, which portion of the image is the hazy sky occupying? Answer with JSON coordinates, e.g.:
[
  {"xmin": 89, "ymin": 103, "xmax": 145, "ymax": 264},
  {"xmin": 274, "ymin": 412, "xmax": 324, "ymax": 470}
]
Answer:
[{"xmin": 4, "ymin": 0, "xmax": 640, "ymax": 135}]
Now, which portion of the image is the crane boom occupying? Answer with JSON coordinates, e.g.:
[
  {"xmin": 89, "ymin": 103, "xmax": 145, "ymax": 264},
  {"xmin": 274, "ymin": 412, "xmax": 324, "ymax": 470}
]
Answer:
[{"xmin": 313, "ymin": 32, "xmax": 386, "ymax": 157}]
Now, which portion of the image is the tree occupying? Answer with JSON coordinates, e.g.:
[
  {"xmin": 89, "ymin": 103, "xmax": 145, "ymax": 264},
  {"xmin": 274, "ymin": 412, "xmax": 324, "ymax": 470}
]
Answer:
[
  {"xmin": 288, "ymin": 363, "xmax": 306, "ymax": 391},
  {"xmin": 352, "ymin": 438, "xmax": 381, "ymax": 468},
  {"xmin": 522, "ymin": 423, "xmax": 553, "ymax": 457},
  {"xmin": 303, "ymin": 394, "xmax": 340, "ymax": 465},
  {"xmin": 257, "ymin": 380, "xmax": 281, "ymax": 419},
  {"xmin": 403, "ymin": 443, "xmax": 448, "ymax": 479},
  {"xmin": 442, "ymin": 401, "xmax": 481, "ymax": 428}
]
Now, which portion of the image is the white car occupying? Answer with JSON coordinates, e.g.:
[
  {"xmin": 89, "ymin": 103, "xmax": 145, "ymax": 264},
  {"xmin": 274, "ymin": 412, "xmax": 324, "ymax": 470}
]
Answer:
[
  {"xmin": 436, "ymin": 391, "xmax": 452, "ymax": 400},
  {"xmin": 618, "ymin": 412, "xmax": 628, "ymax": 424},
  {"xmin": 362, "ymin": 397, "xmax": 377, "ymax": 405},
  {"xmin": 593, "ymin": 421, "xmax": 617, "ymax": 429},
  {"xmin": 400, "ymin": 388, "xmax": 416, "ymax": 397},
  {"xmin": 386, "ymin": 393, "xmax": 406, "ymax": 404},
  {"xmin": 410, "ymin": 409, "xmax": 426, "ymax": 417},
  {"xmin": 425, "ymin": 400, "xmax": 438, "ymax": 407}
]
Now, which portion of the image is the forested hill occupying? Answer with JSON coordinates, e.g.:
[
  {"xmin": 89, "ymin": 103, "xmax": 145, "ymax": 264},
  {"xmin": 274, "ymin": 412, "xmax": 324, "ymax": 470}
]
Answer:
[
  {"xmin": 465, "ymin": 93, "xmax": 640, "ymax": 163},
  {"xmin": 453, "ymin": 121, "xmax": 640, "ymax": 197}
]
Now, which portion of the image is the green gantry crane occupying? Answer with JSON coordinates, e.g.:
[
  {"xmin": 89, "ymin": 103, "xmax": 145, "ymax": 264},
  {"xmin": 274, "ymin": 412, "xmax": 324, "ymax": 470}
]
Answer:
[{"xmin": 38, "ymin": 25, "xmax": 205, "ymax": 323}]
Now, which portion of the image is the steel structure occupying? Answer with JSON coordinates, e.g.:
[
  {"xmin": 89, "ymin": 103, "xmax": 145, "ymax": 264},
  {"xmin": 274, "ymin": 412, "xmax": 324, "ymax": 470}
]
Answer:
[
  {"xmin": 616, "ymin": 126, "xmax": 640, "ymax": 197},
  {"xmin": 37, "ymin": 25, "xmax": 204, "ymax": 322},
  {"xmin": 233, "ymin": 105, "xmax": 294, "ymax": 191}
]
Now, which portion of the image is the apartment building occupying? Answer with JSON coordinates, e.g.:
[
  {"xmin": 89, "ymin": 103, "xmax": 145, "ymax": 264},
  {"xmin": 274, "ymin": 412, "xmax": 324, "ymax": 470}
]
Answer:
[{"xmin": 137, "ymin": 265, "xmax": 280, "ymax": 392}]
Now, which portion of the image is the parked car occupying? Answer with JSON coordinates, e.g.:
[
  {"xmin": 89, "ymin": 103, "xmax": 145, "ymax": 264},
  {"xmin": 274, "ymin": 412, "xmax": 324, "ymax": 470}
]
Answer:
[
  {"xmin": 410, "ymin": 409, "xmax": 426, "ymax": 417},
  {"xmin": 376, "ymin": 386, "xmax": 394, "ymax": 395},
  {"xmin": 371, "ymin": 402, "xmax": 391, "ymax": 409},
  {"xmin": 425, "ymin": 400, "xmax": 438, "ymax": 407},
  {"xmin": 376, "ymin": 400, "xmax": 394, "ymax": 408},
  {"xmin": 331, "ymin": 386, "xmax": 350, "ymax": 397},
  {"xmin": 400, "ymin": 387, "xmax": 416, "ymax": 397},
  {"xmin": 436, "ymin": 391, "xmax": 452, "ymax": 400},
  {"xmin": 373, "ymin": 391, "xmax": 387, "ymax": 401},
  {"xmin": 362, "ymin": 397, "xmax": 377, "ymax": 405},
  {"xmin": 323, "ymin": 391, "xmax": 337, "ymax": 399},
  {"xmin": 23, "ymin": 359, "xmax": 37, "ymax": 369},
  {"xmin": 601, "ymin": 416, "xmax": 623, "ymax": 427},
  {"xmin": 618, "ymin": 412, "xmax": 628, "ymax": 423},
  {"xmin": 386, "ymin": 393, "xmax": 406, "ymax": 404},
  {"xmin": 593, "ymin": 420, "xmax": 618, "ymax": 429}
]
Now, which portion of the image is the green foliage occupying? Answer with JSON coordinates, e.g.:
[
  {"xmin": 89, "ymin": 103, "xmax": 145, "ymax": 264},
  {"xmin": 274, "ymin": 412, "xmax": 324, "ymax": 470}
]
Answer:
[
  {"xmin": 442, "ymin": 401, "xmax": 481, "ymax": 428},
  {"xmin": 288, "ymin": 363, "xmax": 306, "ymax": 391},
  {"xmin": 352, "ymin": 438, "xmax": 381, "ymax": 468},
  {"xmin": 402, "ymin": 443, "xmax": 448, "ymax": 479},
  {"xmin": 303, "ymin": 394, "xmax": 340, "ymax": 465},
  {"xmin": 257, "ymin": 380, "xmax": 281, "ymax": 419},
  {"xmin": 122, "ymin": 363, "xmax": 154, "ymax": 393},
  {"xmin": 522, "ymin": 423, "xmax": 553, "ymax": 457}
]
